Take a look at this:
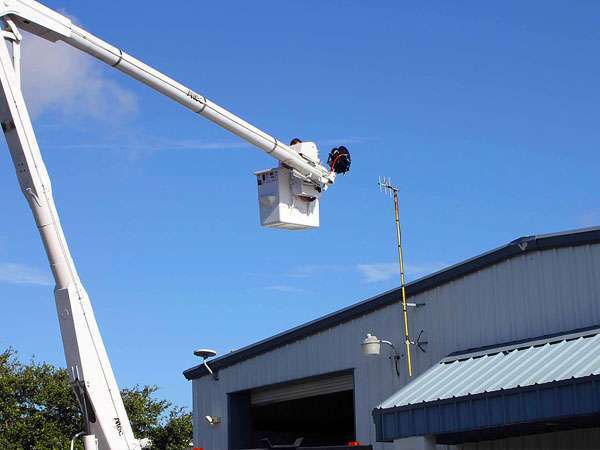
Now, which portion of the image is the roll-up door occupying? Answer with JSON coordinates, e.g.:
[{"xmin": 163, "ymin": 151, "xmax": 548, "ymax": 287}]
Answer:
[{"xmin": 250, "ymin": 372, "xmax": 353, "ymax": 406}]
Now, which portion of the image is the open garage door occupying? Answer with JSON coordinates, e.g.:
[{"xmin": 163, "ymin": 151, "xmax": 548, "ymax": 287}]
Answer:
[
  {"xmin": 251, "ymin": 373, "xmax": 354, "ymax": 406},
  {"xmin": 229, "ymin": 372, "xmax": 356, "ymax": 449}
]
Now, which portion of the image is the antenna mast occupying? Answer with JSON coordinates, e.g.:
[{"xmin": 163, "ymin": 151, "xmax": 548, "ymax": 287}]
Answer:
[{"xmin": 378, "ymin": 176, "xmax": 413, "ymax": 377}]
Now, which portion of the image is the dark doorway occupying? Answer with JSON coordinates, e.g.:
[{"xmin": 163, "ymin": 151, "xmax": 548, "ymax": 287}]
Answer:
[{"xmin": 249, "ymin": 390, "xmax": 355, "ymax": 448}]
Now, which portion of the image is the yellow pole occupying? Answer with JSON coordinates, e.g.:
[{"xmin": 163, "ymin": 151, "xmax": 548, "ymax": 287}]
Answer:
[{"xmin": 393, "ymin": 191, "xmax": 413, "ymax": 377}]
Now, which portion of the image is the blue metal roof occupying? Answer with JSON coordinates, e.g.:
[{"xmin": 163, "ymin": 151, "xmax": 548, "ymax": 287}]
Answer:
[
  {"xmin": 379, "ymin": 328, "xmax": 600, "ymax": 409},
  {"xmin": 374, "ymin": 327, "xmax": 600, "ymax": 443}
]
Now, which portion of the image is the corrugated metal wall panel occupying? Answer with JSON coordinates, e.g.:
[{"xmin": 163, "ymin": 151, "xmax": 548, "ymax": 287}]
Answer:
[{"xmin": 192, "ymin": 243, "xmax": 600, "ymax": 450}]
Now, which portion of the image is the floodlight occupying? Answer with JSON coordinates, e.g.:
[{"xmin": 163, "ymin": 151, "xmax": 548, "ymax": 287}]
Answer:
[{"xmin": 204, "ymin": 415, "xmax": 221, "ymax": 426}]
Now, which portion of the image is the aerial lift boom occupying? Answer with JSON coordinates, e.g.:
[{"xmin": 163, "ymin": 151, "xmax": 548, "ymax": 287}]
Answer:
[{"xmin": 0, "ymin": 1, "xmax": 350, "ymax": 449}]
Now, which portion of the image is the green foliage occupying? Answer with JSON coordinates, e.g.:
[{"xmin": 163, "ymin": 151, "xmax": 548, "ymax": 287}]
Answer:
[
  {"xmin": 122, "ymin": 385, "xmax": 192, "ymax": 450},
  {"xmin": 0, "ymin": 348, "xmax": 192, "ymax": 450},
  {"xmin": 0, "ymin": 348, "xmax": 82, "ymax": 450}
]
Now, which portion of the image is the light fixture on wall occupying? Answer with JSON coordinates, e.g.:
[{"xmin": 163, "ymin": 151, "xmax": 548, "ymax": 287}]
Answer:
[
  {"xmin": 204, "ymin": 415, "xmax": 221, "ymax": 426},
  {"xmin": 193, "ymin": 348, "xmax": 219, "ymax": 381},
  {"xmin": 361, "ymin": 333, "xmax": 401, "ymax": 377}
]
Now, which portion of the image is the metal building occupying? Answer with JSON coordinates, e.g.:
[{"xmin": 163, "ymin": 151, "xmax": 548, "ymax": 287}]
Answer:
[{"xmin": 184, "ymin": 227, "xmax": 600, "ymax": 450}]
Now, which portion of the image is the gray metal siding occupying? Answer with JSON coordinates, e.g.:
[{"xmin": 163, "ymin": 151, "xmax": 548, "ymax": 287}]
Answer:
[{"xmin": 192, "ymin": 243, "xmax": 600, "ymax": 450}]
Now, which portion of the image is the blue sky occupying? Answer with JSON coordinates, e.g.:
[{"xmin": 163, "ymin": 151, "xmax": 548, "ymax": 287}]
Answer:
[{"xmin": 0, "ymin": 1, "xmax": 598, "ymax": 408}]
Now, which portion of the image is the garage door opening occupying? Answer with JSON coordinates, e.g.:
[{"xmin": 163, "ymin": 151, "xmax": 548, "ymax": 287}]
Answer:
[
  {"xmin": 252, "ymin": 389, "xmax": 354, "ymax": 447},
  {"xmin": 229, "ymin": 372, "xmax": 355, "ymax": 449}
]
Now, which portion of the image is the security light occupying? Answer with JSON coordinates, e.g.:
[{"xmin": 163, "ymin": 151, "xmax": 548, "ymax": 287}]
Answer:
[
  {"xmin": 204, "ymin": 415, "xmax": 220, "ymax": 426},
  {"xmin": 361, "ymin": 333, "xmax": 401, "ymax": 377},
  {"xmin": 362, "ymin": 333, "xmax": 383, "ymax": 355},
  {"xmin": 193, "ymin": 348, "xmax": 218, "ymax": 381}
]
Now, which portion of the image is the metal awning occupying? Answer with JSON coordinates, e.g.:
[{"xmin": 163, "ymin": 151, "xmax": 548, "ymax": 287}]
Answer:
[{"xmin": 373, "ymin": 327, "xmax": 600, "ymax": 444}]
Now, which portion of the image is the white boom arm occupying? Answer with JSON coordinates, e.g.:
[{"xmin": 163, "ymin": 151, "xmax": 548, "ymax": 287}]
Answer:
[
  {"xmin": 0, "ymin": 29, "xmax": 137, "ymax": 450},
  {"xmin": 3, "ymin": 0, "xmax": 336, "ymax": 187},
  {"xmin": 0, "ymin": 1, "xmax": 348, "ymax": 449}
]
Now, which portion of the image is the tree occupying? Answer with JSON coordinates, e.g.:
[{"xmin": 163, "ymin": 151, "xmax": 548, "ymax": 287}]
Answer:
[
  {"xmin": 0, "ymin": 348, "xmax": 192, "ymax": 450},
  {"xmin": 0, "ymin": 348, "xmax": 81, "ymax": 450},
  {"xmin": 121, "ymin": 385, "xmax": 193, "ymax": 450}
]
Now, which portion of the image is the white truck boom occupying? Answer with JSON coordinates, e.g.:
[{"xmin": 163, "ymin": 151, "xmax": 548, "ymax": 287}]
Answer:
[{"xmin": 0, "ymin": 1, "xmax": 351, "ymax": 449}]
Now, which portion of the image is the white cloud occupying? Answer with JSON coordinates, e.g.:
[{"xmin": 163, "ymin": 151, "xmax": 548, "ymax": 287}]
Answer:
[
  {"xmin": 265, "ymin": 285, "xmax": 306, "ymax": 294},
  {"xmin": 43, "ymin": 135, "xmax": 250, "ymax": 162},
  {"xmin": 47, "ymin": 135, "xmax": 363, "ymax": 156},
  {"xmin": 356, "ymin": 261, "xmax": 448, "ymax": 283},
  {"xmin": 356, "ymin": 263, "xmax": 398, "ymax": 283},
  {"xmin": 46, "ymin": 137, "xmax": 247, "ymax": 153},
  {"xmin": 20, "ymin": 31, "xmax": 137, "ymax": 120},
  {"xmin": 0, "ymin": 263, "xmax": 53, "ymax": 286},
  {"xmin": 283, "ymin": 261, "xmax": 448, "ymax": 285}
]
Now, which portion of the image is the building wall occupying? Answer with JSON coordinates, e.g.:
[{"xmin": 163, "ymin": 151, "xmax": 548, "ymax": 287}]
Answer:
[
  {"xmin": 192, "ymin": 243, "xmax": 600, "ymax": 450},
  {"xmin": 450, "ymin": 427, "xmax": 600, "ymax": 450}
]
